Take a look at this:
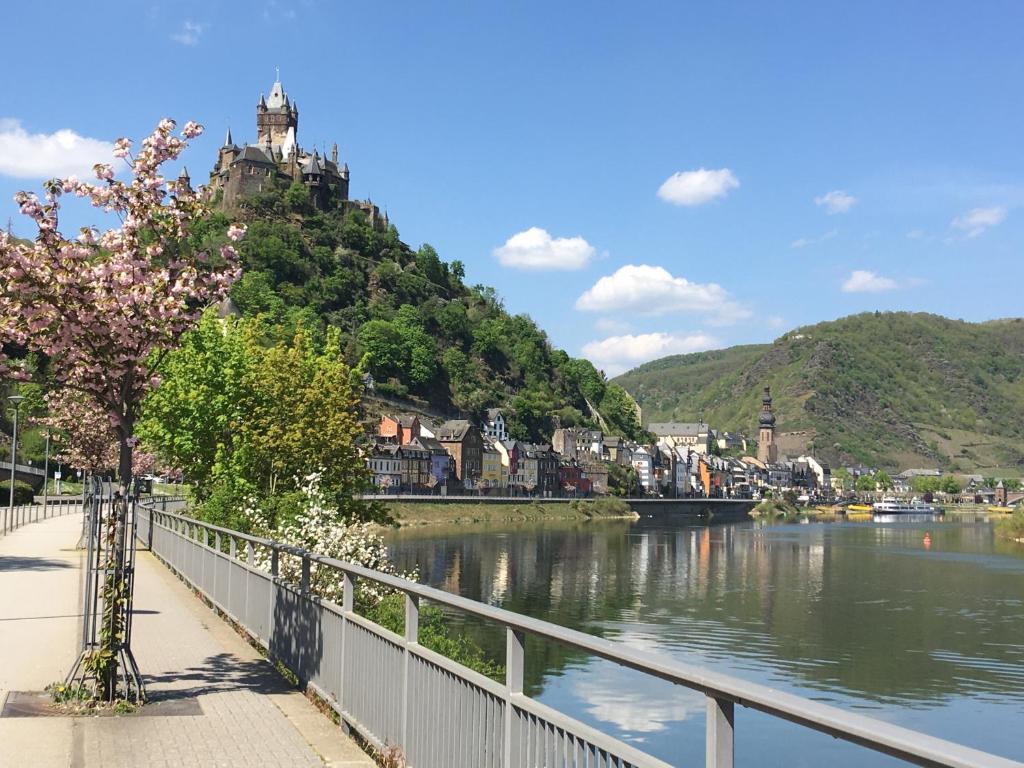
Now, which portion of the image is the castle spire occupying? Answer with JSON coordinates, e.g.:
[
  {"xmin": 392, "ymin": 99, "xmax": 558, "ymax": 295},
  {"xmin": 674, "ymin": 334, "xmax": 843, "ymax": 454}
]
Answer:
[
  {"xmin": 331, "ymin": 142, "xmax": 338, "ymax": 164},
  {"xmin": 224, "ymin": 127, "xmax": 233, "ymax": 146}
]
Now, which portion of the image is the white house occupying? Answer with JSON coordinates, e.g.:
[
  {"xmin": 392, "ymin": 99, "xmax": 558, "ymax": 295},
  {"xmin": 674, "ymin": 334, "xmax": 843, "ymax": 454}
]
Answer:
[
  {"xmin": 483, "ymin": 408, "xmax": 508, "ymax": 442},
  {"xmin": 631, "ymin": 447, "xmax": 654, "ymax": 492}
]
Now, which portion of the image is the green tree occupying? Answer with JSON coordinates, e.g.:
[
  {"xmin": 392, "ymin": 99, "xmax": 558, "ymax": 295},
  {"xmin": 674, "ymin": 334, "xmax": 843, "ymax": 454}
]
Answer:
[
  {"xmin": 856, "ymin": 474, "xmax": 876, "ymax": 492},
  {"xmin": 357, "ymin": 320, "xmax": 405, "ymax": 380},
  {"xmin": 875, "ymin": 470, "xmax": 893, "ymax": 491},
  {"xmin": 138, "ymin": 312, "xmax": 259, "ymax": 500},
  {"xmin": 284, "ymin": 181, "xmax": 310, "ymax": 212}
]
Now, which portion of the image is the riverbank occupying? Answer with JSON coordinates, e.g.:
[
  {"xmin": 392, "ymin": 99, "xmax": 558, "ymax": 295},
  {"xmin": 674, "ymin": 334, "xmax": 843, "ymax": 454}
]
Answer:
[{"xmin": 377, "ymin": 497, "xmax": 638, "ymax": 528}]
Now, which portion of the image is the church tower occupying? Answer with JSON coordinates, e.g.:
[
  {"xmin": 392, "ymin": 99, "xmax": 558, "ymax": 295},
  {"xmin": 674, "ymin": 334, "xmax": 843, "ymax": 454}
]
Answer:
[
  {"xmin": 256, "ymin": 76, "xmax": 298, "ymax": 150},
  {"xmin": 757, "ymin": 386, "xmax": 778, "ymax": 464}
]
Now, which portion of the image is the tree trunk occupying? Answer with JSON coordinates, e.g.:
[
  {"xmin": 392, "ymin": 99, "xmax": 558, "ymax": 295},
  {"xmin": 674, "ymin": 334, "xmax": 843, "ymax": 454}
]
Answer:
[{"xmin": 96, "ymin": 421, "xmax": 134, "ymax": 700}]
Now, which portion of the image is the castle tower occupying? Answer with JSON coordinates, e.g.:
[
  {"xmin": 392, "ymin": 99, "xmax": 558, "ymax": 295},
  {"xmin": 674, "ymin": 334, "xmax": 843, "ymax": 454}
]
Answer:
[
  {"xmin": 757, "ymin": 386, "xmax": 778, "ymax": 464},
  {"xmin": 256, "ymin": 77, "xmax": 298, "ymax": 149}
]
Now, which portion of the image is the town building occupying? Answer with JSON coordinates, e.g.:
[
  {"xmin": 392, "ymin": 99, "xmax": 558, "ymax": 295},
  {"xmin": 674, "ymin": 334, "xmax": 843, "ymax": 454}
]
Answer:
[
  {"xmin": 483, "ymin": 409, "xmax": 509, "ymax": 442},
  {"xmin": 631, "ymin": 447, "xmax": 654, "ymax": 492},
  {"xmin": 757, "ymin": 387, "xmax": 778, "ymax": 464},
  {"xmin": 495, "ymin": 440, "xmax": 521, "ymax": 490},
  {"xmin": 480, "ymin": 438, "xmax": 506, "ymax": 491},
  {"xmin": 518, "ymin": 443, "xmax": 559, "ymax": 496},
  {"xmin": 367, "ymin": 444, "xmax": 401, "ymax": 490},
  {"xmin": 552, "ymin": 427, "xmax": 603, "ymax": 460},
  {"xmin": 436, "ymin": 420, "xmax": 484, "ymax": 488},
  {"xmin": 647, "ymin": 422, "xmax": 712, "ymax": 455},
  {"xmin": 410, "ymin": 436, "xmax": 454, "ymax": 490},
  {"xmin": 379, "ymin": 414, "xmax": 420, "ymax": 446}
]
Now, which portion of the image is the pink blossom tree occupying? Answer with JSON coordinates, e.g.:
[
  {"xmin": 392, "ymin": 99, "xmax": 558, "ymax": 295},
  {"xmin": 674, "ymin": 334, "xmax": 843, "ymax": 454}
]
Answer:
[
  {"xmin": 0, "ymin": 118, "xmax": 245, "ymax": 484},
  {"xmin": 38, "ymin": 388, "xmax": 160, "ymax": 476},
  {"xmin": 0, "ymin": 118, "xmax": 244, "ymax": 700}
]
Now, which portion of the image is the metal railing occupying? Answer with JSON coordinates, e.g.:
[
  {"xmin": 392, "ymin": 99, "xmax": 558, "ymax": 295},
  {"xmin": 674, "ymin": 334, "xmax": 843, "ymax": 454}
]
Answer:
[
  {"xmin": 136, "ymin": 504, "xmax": 1022, "ymax": 768},
  {"xmin": 1, "ymin": 498, "xmax": 81, "ymax": 536}
]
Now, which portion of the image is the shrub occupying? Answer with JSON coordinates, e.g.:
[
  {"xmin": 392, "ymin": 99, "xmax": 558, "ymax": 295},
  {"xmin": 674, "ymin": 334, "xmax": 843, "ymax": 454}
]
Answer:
[{"xmin": 0, "ymin": 479, "xmax": 35, "ymax": 505}]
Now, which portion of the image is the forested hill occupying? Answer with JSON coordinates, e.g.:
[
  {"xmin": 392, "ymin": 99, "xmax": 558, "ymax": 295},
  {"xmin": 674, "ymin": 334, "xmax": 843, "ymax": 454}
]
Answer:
[
  {"xmin": 198, "ymin": 185, "xmax": 643, "ymax": 442},
  {"xmin": 614, "ymin": 312, "xmax": 1024, "ymax": 472}
]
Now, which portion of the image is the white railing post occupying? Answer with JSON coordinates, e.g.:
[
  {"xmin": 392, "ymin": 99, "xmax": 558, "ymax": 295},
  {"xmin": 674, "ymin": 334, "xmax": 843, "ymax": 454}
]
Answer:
[
  {"xmin": 338, "ymin": 571, "xmax": 356, "ymax": 725},
  {"xmin": 504, "ymin": 627, "xmax": 525, "ymax": 768},
  {"xmin": 402, "ymin": 593, "xmax": 419, "ymax": 749},
  {"xmin": 706, "ymin": 695, "xmax": 734, "ymax": 768}
]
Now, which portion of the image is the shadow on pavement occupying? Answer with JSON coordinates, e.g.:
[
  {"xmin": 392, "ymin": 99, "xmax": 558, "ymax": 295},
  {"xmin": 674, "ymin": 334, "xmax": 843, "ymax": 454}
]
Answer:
[
  {"xmin": 143, "ymin": 652, "xmax": 293, "ymax": 702},
  {"xmin": 0, "ymin": 555, "xmax": 73, "ymax": 572}
]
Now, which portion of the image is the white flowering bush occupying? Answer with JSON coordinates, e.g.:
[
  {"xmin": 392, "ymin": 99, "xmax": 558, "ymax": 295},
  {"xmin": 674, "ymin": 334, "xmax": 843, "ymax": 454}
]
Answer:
[{"xmin": 240, "ymin": 470, "xmax": 413, "ymax": 604}]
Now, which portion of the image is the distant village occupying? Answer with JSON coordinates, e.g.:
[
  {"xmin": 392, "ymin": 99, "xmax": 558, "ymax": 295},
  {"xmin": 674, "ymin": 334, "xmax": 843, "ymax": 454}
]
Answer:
[
  {"xmin": 365, "ymin": 385, "xmax": 1020, "ymax": 506},
  {"xmin": 366, "ymin": 387, "xmax": 824, "ymax": 499}
]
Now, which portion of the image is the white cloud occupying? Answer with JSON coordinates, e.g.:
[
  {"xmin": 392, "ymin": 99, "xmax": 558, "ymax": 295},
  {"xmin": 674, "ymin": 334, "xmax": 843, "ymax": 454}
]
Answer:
[
  {"xmin": 841, "ymin": 270, "xmax": 898, "ymax": 293},
  {"xmin": 815, "ymin": 189, "xmax": 857, "ymax": 214},
  {"xmin": 582, "ymin": 331, "xmax": 719, "ymax": 376},
  {"xmin": 906, "ymin": 228, "xmax": 926, "ymax": 240},
  {"xmin": 951, "ymin": 206, "xmax": 1006, "ymax": 238},
  {"xmin": 575, "ymin": 264, "xmax": 750, "ymax": 325},
  {"xmin": 171, "ymin": 20, "xmax": 204, "ymax": 46},
  {"xmin": 493, "ymin": 227, "xmax": 595, "ymax": 270},
  {"xmin": 791, "ymin": 229, "xmax": 837, "ymax": 248},
  {"xmin": 0, "ymin": 119, "xmax": 114, "ymax": 180},
  {"xmin": 657, "ymin": 168, "xmax": 739, "ymax": 206}
]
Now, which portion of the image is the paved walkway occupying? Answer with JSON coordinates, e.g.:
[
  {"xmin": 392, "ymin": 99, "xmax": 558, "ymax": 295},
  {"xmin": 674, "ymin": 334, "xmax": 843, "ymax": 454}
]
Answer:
[{"xmin": 0, "ymin": 513, "xmax": 375, "ymax": 768}]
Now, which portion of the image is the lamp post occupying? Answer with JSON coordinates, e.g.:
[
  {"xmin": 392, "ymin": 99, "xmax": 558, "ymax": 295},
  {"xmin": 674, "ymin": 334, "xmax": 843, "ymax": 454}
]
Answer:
[{"xmin": 7, "ymin": 394, "xmax": 26, "ymax": 533}]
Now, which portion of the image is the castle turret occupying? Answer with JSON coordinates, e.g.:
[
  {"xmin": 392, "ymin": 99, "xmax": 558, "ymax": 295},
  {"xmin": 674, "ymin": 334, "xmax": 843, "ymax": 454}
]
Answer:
[
  {"xmin": 257, "ymin": 77, "xmax": 298, "ymax": 149},
  {"xmin": 331, "ymin": 142, "xmax": 338, "ymax": 164}
]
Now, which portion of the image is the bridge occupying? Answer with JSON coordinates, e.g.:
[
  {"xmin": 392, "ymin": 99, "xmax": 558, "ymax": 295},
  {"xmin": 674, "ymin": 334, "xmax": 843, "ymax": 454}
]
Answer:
[{"xmin": 0, "ymin": 459, "xmax": 46, "ymax": 490}]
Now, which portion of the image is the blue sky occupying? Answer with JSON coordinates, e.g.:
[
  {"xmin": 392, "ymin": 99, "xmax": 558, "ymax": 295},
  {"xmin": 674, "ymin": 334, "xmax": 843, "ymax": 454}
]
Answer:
[{"xmin": 2, "ymin": 1, "xmax": 1022, "ymax": 375}]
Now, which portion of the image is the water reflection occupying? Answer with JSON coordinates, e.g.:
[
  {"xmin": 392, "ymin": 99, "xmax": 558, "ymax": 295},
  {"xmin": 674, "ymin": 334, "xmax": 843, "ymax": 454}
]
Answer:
[{"xmin": 388, "ymin": 517, "xmax": 1024, "ymax": 764}]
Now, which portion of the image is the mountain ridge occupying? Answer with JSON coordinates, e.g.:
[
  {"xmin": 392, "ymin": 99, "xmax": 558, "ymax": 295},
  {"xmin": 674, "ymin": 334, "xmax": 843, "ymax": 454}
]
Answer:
[{"xmin": 613, "ymin": 312, "xmax": 1024, "ymax": 472}]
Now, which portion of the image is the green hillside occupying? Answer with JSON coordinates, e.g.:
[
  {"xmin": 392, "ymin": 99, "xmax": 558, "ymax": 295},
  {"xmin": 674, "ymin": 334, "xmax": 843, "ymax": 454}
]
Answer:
[
  {"xmin": 614, "ymin": 312, "xmax": 1024, "ymax": 473},
  {"xmin": 202, "ymin": 184, "xmax": 644, "ymax": 442}
]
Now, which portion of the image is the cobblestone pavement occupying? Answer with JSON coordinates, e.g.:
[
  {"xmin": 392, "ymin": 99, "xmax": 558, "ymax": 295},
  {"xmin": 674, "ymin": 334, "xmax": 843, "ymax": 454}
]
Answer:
[{"xmin": 0, "ymin": 512, "xmax": 375, "ymax": 768}]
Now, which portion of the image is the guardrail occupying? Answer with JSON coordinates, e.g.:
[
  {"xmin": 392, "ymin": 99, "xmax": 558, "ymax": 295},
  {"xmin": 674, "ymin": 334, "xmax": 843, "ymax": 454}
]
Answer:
[
  {"xmin": 1, "ymin": 498, "xmax": 81, "ymax": 536},
  {"xmin": 135, "ymin": 503, "xmax": 1022, "ymax": 768}
]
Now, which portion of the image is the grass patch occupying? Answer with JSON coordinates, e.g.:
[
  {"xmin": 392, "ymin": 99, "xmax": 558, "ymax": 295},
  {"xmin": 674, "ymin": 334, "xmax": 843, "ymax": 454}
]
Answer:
[
  {"xmin": 995, "ymin": 510, "xmax": 1024, "ymax": 543},
  {"xmin": 381, "ymin": 499, "xmax": 634, "ymax": 528}
]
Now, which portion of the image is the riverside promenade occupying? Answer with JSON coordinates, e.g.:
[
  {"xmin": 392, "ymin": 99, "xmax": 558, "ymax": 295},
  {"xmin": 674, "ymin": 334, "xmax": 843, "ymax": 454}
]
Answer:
[{"xmin": 0, "ymin": 511, "xmax": 374, "ymax": 768}]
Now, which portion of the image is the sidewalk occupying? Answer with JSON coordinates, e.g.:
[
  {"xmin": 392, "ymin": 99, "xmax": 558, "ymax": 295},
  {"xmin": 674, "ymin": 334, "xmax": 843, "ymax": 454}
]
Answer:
[{"xmin": 0, "ymin": 514, "xmax": 375, "ymax": 768}]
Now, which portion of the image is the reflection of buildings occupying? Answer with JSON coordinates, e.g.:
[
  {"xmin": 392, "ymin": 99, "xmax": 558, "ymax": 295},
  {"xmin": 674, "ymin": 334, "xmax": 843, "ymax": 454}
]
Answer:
[{"xmin": 388, "ymin": 518, "xmax": 1024, "ymax": 713}]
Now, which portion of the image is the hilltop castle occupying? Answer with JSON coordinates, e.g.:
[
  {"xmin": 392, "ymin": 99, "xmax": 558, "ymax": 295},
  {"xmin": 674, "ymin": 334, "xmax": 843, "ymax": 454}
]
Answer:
[{"xmin": 207, "ymin": 77, "xmax": 387, "ymax": 227}]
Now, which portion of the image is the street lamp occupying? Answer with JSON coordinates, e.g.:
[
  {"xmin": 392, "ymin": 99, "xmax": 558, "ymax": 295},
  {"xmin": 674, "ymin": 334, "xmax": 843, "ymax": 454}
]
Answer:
[{"xmin": 7, "ymin": 394, "xmax": 26, "ymax": 532}]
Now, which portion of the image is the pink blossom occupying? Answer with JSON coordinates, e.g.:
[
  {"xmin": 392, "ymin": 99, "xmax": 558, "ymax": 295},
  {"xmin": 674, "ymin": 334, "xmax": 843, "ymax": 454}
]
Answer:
[
  {"xmin": 112, "ymin": 138, "xmax": 132, "ymax": 159},
  {"xmin": 181, "ymin": 121, "xmax": 203, "ymax": 139},
  {"xmin": 0, "ymin": 117, "xmax": 241, "ymax": 481},
  {"xmin": 226, "ymin": 223, "xmax": 247, "ymax": 242}
]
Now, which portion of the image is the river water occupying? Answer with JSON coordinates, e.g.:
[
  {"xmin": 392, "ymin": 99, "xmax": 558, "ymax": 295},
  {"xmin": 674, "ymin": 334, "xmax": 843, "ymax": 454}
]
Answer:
[{"xmin": 386, "ymin": 515, "xmax": 1024, "ymax": 767}]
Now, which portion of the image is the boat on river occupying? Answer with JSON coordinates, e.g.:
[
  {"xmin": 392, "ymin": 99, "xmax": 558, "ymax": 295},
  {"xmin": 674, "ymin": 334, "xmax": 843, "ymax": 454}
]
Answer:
[{"xmin": 872, "ymin": 496, "xmax": 943, "ymax": 515}]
